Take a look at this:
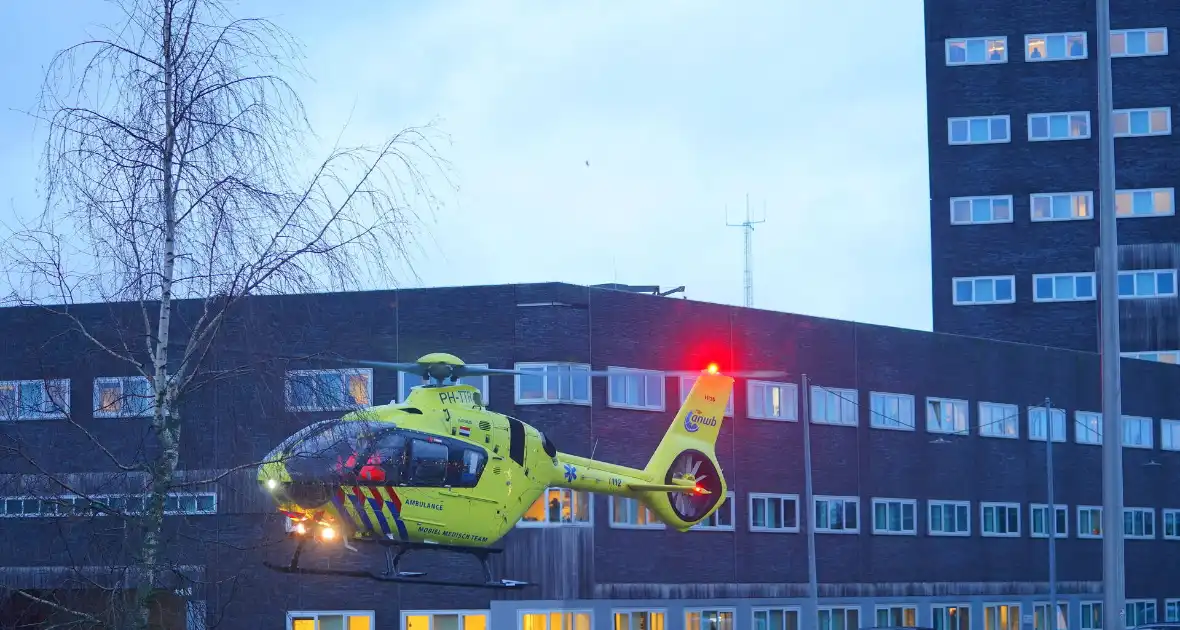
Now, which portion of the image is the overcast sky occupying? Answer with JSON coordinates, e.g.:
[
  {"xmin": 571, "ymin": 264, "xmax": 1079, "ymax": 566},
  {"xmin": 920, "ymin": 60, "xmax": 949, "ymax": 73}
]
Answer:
[{"xmin": 0, "ymin": 1, "xmax": 932, "ymax": 331}]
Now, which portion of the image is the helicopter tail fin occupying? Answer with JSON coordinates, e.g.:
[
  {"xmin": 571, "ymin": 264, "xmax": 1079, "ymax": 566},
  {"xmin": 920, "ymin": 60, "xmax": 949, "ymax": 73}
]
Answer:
[{"xmin": 637, "ymin": 369, "xmax": 732, "ymax": 532}]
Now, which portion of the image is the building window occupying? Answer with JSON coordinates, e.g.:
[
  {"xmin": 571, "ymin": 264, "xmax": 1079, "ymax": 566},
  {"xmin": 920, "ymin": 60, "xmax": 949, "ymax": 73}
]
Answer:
[
  {"xmin": 1124, "ymin": 507, "xmax": 1155, "ymax": 539},
  {"xmin": 983, "ymin": 604, "xmax": 1020, "ymax": 630},
  {"xmin": 1031, "ymin": 504, "xmax": 1068, "ymax": 538},
  {"xmin": 948, "ymin": 115, "xmax": 1010, "ymax": 144},
  {"xmin": 932, "ymin": 605, "xmax": 970, "ymax": 630},
  {"xmin": 876, "ymin": 606, "xmax": 917, "ymax": 628},
  {"xmin": 692, "ymin": 492, "xmax": 734, "ymax": 531},
  {"xmin": 684, "ymin": 609, "xmax": 734, "ymax": 630},
  {"xmin": 404, "ymin": 611, "xmax": 489, "ymax": 630},
  {"xmin": 288, "ymin": 611, "xmax": 373, "ymax": 630},
  {"xmin": 809, "ymin": 386, "xmax": 857, "ymax": 426},
  {"xmin": 1126, "ymin": 601, "xmax": 1157, "ymax": 628},
  {"xmin": 1033, "ymin": 604, "xmax": 1067, "ymax": 630},
  {"xmin": 1033, "ymin": 272, "xmax": 1096, "ymax": 302},
  {"xmin": 285, "ymin": 369, "xmax": 371, "ymax": 412},
  {"xmin": 607, "ymin": 367, "xmax": 665, "ymax": 412},
  {"xmin": 1026, "ymin": 32, "xmax": 1087, "ymax": 61},
  {"xmin": 953, "ymin": 275, "xmax": 1015, "ymax": 305},
  {"xmin": 515, "ymin": 362, "xmax": 590, "ymax": 405},
  {"xmin": 1116, "ymin": 188, "xmax": 1175, "ymax": 217},
  {"xmin": 978, "ymin": 402, "xmax": 1018, "ymax": 438},
  {"xmin": 1164, "ymin": 509, "xmax": 1180, "ymax": 539},
  {"xmin": 929, "ymin": 500, "xmax": 971, "ymax": 536},
  {"xmin": 1118, "ymin": 269, "xmax": 1177, "ymax": 299},
  {"xmin": 93, "ymin": 376, "xmax": 153, "ymax": 418},
  {"xmin": 814, "ymin": 496, "xmax": 858, "ymax": 533},
  {"xmin": 399, "ymin": 366, "xmax": 488, "ymax": 405},
  {"xmin": 946, "ymin": 36, "xmax": 1007, "ymax": 65},
  {"xmin": 1123, "ymin": 415, "xmax": 1153, "ymax": 448},
  {"xmin": 1111, "ymin": 28, "xmax": 1168, "ymax": 57},
  {"xmin": 0, "ymin": 492, "xmax": 217, "ymax": 517},
  {"xmin": 1123, "ymin": 350, "xmax": 1180, "ymax": 364},
  {"xmin": 1029, "ymin": 406, "xmax": 1067, "ymax": 441},
  {"xmin": 518, "ymin": 488, "xmax": 591, "ymax": 527},
  {"xmin": 1030, "ymin": 191, "xmax": 1092, "ymax": 222},
  {"xmin": 869, "ymin": 392, "xmax": 915, "ymax": 431},
  {"xmin": 609, "ymin": 496, "xmax": 663, "ymax": 529},
  {"xmin": 1079, "ymin": 603, "xmax": 1101, "ymax": 630},
  {"xmin": 521, "ymin": 611, "xmax": 592, "ymax": 630},
  {"xmin": 612, "ymin": 610, "xmax": 664, "ymax": 630},
  {"xmin": 1076, "ymin": 411, "xmax": 1102, "ymax": 445},
  {"xmin": 679, "ymin": 375, "xmax": 733, "ymax": 416},
  {"xmin": 927, "ymin": 397, "xmax": 968, "ymax": 434},
  {"xmin": 1028, "ymin": 111, "xmax": 1090, "ymax": 141},
  {"xmin": 747, "ymin": 381, "xmax": 798, "ymax": 421},
  {"xmin": 753, "ymin": 607, "xmax": 799, "ymax": 630},
  {"xmin": 817, "ymin": 606, "xmax": 859, "ymax": 630},
  {"xmin": 981, "ymin": 502, "xmax": 1020, "ymax": 537},
  {"xmin": 1078, "ymin": 505, "xmax": 1102, "ymax": 538},
  {"xmin": 1167, "ymin": 600, "xmax": 1180, "ymax": 623},
  {"xmin": 1164, "ymin": 420, "xmax": 1180, "ymax": 451},
  {"xmin": 1113, "ymin": 107, "xmax": 1171, "ymax": 137},
  {"xmin": 950, "ymin": 195, "xmax": 1013, "ymax": 225},
  {"xmin": 871, "ymin": 498, "xmax": 916, "ymax": 535},
  {"xmin": 749, "ymin": 493, "xmax": 800, "ymax": 533},
  {"xmin": 0, "ymin": 379, "xmax": 71, "ymax": 420}
]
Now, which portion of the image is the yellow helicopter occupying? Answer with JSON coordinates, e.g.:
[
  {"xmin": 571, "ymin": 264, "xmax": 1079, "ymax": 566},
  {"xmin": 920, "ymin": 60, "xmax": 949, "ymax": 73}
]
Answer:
[{"xmin": 257, "ymin": 352, "xmax": 784, "ymax": 589}]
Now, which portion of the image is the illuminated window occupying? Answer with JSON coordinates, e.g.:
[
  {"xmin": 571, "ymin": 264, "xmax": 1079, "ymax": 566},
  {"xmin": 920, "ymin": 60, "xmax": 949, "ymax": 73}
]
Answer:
[
  {"xmin": 1113, "ymin": 107, "xmax": 1171, "ymax": 137},
  {"xmin": 613, "ymin": 609, "xmax": 665, "ymax": 630},
  {"xmin": 1123, "ymin": 415, "xmax": 1153, "ymax": 448},
  {"xmin": 679, "ymin": 375, "xmax": 733, "ymax": 416},
  {"xmin": 932, "ymin": 605, "xmax": 970, "ymax": 630},
  {"xmin": 93, "ymin": 376, "xmax": 153, "ymax": 417},
  {"xmin": 951, "ymin": 195, "xmax": 1012, "ymax": 225},
  {"xmin": 685, "ymin": 609, "xmax": 734, "ymax": 630},
  {"xmin": 1078, "ymin": 505, "xmax": 1102, "ymax": 538},
  {"xmin": 402, "ymin": 610, "xmax": 489, "ymax": 630},
  {"xmin": 871, "ymin": 498, "xmax": 916, "ymax": 535},
  {"xmin": 870, "ymin": 392, "xmax": 914, "ymax": 431},
  {"xmin": 817, "ymin": 606, "xmax": 859, "ymax": 630},
  {"xmin": 514, "ymin": 362, "xmax": 590, "ymax": 405},
  {"xmin": 518, "ymin": 488, "xmax": 591, "ymax": 527},
  {"xmin": 1030, "ymin": 504, "xmax": 1068, "ymax": 538},
  {"xmin": 1028, "ymin": 111, "xmax": 1090, "ymax": 141},
  {"xmin": 1116, "ymin": 188, "xmax": 1175, "ymax": 217},
  {"xmin": 945, "ymin": 36, "xmax": 1007, "ymax": 65},
  {"xmin": 814, "ymin": 496, "xmax": 858, "ymax": 533},
  {"xmin": 287, "ymin": 611, "xmax": 374, "ymax": 630},
  {"xmin": 0, "ymin": 379, "xmax": 71, "ymax": 421},
  {"xmin": 285, "ymin": 369, "xmax": 372, "ymax": 412},
  {"xmin": 1079, "ymin": 603, "xmax": 1101, "ymax": 630},
  {"xmin": 691, "ymin": 491, "xmax": 734, "ymax": 531},
  {"xmin": 809, "ymin": 386, "xmax": 857, "ymax": 426},
  {"xmin": 607, "ymin": 367, "xmax": 665, "ymax": 412},
  {"xmin": 1124, "ymin": 507, "xmax": 1155, "ymax": 539},
  {"xmin": 749, "ymin": 493, "xmax": 800, "ymax": 532},
  {"xmin": 927, "ymin": 397, "xmax": 968, "ymax": 434},
  {"xmin": 1127, "ymin": 601, "xmax": 1158, "ymax": 627},
  {"xmin": 929, "ymin": 500, "xmax": 970, "ymax": 536},
  {"xmin": 753, "ymin": 607, "xmax": 799, "ymax": 630},
  {"xmin": 981, "ymin": 502, "xmax": 1020, "ymax": 537},
  {"xmin": 609, "ymin": 496, "xmax": 663, "ymax": 529},
  {"xmin": 876, "ymin": 606, "xmax": 917, "ymax": 628},
  {"xmin": 1111, "ymin": 28, "xmax": 1168, "ymax": 57},
  {"xmin": 747, "ymin": 381, "xmax": 797, "ymax": 421},
  {"xmin": 399, "ymin": 366, "xmax": 488, "ymax": 405},
  {"xmin": 520, "ymin": 611, "xmax": 591, "ymax": 630},
  {"xmin": 1033, "ymin": 273, "xmax": 1095, "ymax": 302},
  {"xmin": 978, "ymin": 402, "xmax": 1018, "ymax": 439},
  {"xmin": 1030, "ymin": 191, "xmax": 1092, "ymax": 222},
  {"xmin": 1033, "ymin": 603, "xmax": 1068, "ymax": 630},
  {"xmin": 983, "ymin": 603, "xmax": 1020, "ymax": 630},
  {"xmin": 953, "ymin": 276, "xmax": 1015, "ymax": 306},
  {"xmin": 1025, "ymin": 32, "xmax": 1087, "ymax": 61},
  {"xmin": 948, "ymin": 115, "xmax": 1010, "ymax": 144}
]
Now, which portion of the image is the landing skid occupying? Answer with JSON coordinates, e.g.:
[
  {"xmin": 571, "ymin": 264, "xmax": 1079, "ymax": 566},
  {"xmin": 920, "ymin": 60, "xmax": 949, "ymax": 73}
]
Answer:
[{"xmin": 263, "ymin": 537, "xmax": 533, "ymax": 590}]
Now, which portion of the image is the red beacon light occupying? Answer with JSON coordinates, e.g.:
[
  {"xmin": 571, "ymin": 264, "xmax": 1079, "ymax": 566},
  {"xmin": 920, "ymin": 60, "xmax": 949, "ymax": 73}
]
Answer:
[{"xmin": 706, "ymin": 363, "xmax": 719, "ymax": 374}]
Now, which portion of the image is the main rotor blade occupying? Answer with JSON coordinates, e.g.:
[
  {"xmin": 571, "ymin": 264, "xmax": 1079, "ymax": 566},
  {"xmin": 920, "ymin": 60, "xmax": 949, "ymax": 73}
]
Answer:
[
  {"xmin": 584, "ymin": 368, "xmax": 788, "ymax": 379},
  {"xmin": 457, "ymin": 366, "xmax": 532, "ymax": 377}
]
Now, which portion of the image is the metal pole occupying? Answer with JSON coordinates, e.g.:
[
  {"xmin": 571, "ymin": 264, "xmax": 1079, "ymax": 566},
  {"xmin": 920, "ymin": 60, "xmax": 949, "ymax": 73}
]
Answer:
[
  {"xmin": 801, "ymin": 374, "xmax": 819, "ymax": 630},
  {"xmin": 1095, "ymin": 0, "xmax": 1127, "ymax": 628},
  {"xmin": 1044, "ymin": 398, "xmax": 1059, "ymax": 630}
]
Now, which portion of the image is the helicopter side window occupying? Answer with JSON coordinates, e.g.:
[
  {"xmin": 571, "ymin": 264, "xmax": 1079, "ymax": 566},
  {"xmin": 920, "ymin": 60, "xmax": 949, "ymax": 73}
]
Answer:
[
  {"xmin": 355, "ymin": 430, "xmax": 407, "ymax": 485},
  {"xmin": 405, "ymin": 438, "xmax": 449, "ymax": 487},
  {"xmin": 445, "ymin": 446, "xmax": 488, "ymax": 488}
]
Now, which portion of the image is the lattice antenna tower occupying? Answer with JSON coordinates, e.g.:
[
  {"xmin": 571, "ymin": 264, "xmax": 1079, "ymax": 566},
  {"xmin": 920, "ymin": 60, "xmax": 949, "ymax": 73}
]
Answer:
[{"xmin": 726, "ymin": 194, "xmax": 767, "ymax": 308}]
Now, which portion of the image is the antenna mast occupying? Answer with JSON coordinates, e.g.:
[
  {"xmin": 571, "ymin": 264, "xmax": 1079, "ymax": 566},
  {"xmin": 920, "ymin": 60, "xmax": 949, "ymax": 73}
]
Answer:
[{"xmin": 727, "ymin": 193, "xmax": 767, "ymax": 308}]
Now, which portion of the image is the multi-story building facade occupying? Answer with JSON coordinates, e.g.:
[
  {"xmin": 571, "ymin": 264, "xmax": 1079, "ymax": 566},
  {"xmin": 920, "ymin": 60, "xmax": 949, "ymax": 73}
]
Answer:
[
  {"xmin": 925, "ymin": 0, "xmax": 1180, "ymax": 360},
  {"xmin": 2, "ymin": 282, "xmax": 1180, "ymax": 630}
]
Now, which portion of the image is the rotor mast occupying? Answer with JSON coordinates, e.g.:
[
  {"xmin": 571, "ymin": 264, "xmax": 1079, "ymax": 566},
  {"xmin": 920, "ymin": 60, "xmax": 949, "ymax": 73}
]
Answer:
[{"xmin": 726, "ymin": 194, "xmax": 766, "ymax": 308}]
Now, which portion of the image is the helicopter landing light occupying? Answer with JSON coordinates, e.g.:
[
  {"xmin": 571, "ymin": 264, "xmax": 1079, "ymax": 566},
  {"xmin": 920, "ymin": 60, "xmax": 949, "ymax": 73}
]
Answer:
[
  {"xmin": 321, "ymin": 526, "xmax": 336, "ymax": 540},
  {"xmin": 266, "ymin": 479, "xmax": 278, "ymax": 490},
  {"xmin": 295, "ymin": 522, "xmax": 307, "ymax": 535}
]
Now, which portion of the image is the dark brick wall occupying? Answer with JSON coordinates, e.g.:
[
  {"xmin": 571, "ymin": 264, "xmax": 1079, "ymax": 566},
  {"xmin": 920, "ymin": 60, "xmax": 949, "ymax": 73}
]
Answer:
[{"xmin": 924, "ymin": 0, "xmax": 1180, "ymax": 352}]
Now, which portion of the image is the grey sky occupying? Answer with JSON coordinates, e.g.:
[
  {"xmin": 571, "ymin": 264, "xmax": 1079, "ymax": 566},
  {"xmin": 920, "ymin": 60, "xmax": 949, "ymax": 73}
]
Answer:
[{"xmin": 0, "ymin": 1, "xmax": 932, "ymax": 330}]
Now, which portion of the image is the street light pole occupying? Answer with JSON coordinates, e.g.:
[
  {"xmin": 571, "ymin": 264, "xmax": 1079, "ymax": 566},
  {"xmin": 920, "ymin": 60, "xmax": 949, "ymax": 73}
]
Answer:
[
  {"xmin": 801, "ymin": 374, "xmax": 819, "ymax": 630},
  {"xmin": 1095, "ymin": 0, "xmax": 1127, "ymax": 629},
  {"xmin": 1044, "ymin": 398, "xmax": 1059, "ymax": 630}
]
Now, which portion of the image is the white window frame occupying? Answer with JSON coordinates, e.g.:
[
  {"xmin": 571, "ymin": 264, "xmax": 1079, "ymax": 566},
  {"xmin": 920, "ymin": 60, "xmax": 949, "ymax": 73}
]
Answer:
[
  {"xmin": 1124, "ymin": 507, "xmax": 1156, "ymax": 539},
  {"xmin": 927, "ymin": 397, "xmax": 969, "ymax": 435},
  {"xmin": 929, "ymin": 500, "xmax": 971, "ymax": 536},
  {"xmin": 517, "ymin": 487, "xmax": 593, "ymax": 528},
  {"xmin": 948, "ymin": 115, "xmax": 1011, "ymax": 145},
  {"xmin": 1027, "ymin": 111, "xmax": 1091, "ymax": 141},
  {"xmin": 1079, "ymin": 602, "xmax": 1102, "ymax": 630},
  {"xmin": 1028, "ymin": 406, "xmax": 1067, "ymax": 442},
  {"xmin": 981, "ymin": 501, "xmax": 1021, "ymax": 537},
  {"xmin": 871, "ymin": 497, "xmax": 917, "ymax": 536},
  {"xmin": 1076, "ymin": 411, "xmax": 1103, "ymax": 445},
  {"xmin": 1116, "ymin": 187, "xmax": 1176, "ymax": 218},
  {"xmin": 611, "ymin": 609, "xmax": 667, "ymax": 630},
  {"xmin": 1032, "ymin": 603, "xmax": 1069, "ymax": 630},
  {"xmin": 691, "ymin": 491, "xmax": 735, "ymax": 531},
  {"xmin": 684, "ymin": 609, "xmax": 735, "ymax": 630},
  {"xmin": 1030, "ymin": 191, "xmax": 1093, "ymax": 222},
  {"xmin": 284, "ymin": 368, "xmax": 372, "ymax": 412},
  {"xmin": 606, "ymin": 366, "xmax": 666, "ymax": 412},
  {"xmin": 1126, "ymin": 600, "xmax": 1158, "ymax": 627},
  {"xmin": 1111, "ymin": 28, "xmax": 1168, "ymax": 57},
  {"xmin": 679, "ymin": 375, "xmax": 733, "ymax": 416},
  {"xmin": 1025, "ymin": 31, "xmax": 1088, "ymax": 62},
  {"xmin": 1032, "ymin": 272, "xmax": 1097, "ymax": 303},
  {"xmin": 398, "ymin": 365, "xmax": 489, "ymax": 405},
  {"xmin": 814, "ymin": 495, "xmax": 859, "ymax": 534},
  {"xmin": 932, "ymin": 604, "xmax": 971, "ymax": 630},
  {"xmin": 952, "ymin": 275, "xmax": 1016, "ymax": 306},
  {"xmin": 1118, "ymin": 269, "xmax": 1177, "ymax": 299},
  {"xmin": 945, "ymin": 36, "xmax": 1008, "ymax": 65},
  {"xmin": 1030, "ymin": 503, "xmax": 1068, "ymax": 538},
  {"xmin": 753, "ymin": 607, "xmax": 800, "ymax": 630},
  {"xmin": 1113, "ymin": 107, "xmax": 1172, "ymax": 137},
  {"xmin": 978, "ymin": 401, "xmax": 1019, "ymax": 439},
  {"xmin": 869, "ymin": 391, "xmax": 915, "ymax": 431},
  {"xmin": 520, "ymin": 609, "xmax": 594, "ymax": 630},
  {"xmin": 747, "ymin": 380, "xmax": 798, "ymax": 421},
  {"xmin": 286, "ymin": 610, "xmax": 375, "ymax": 630},
  {"xmin": 1164, "ymin": 419, "xmax": 1180, "ymax": 451},
  {"xmin": 1163, "ymin": 508, "xmax": 1180, "ymax": 540},
  {"xmin": 748, "ymin": 492, "xmax": 800, "ymax": 533},
  {"xmin": 950, "ymin": 195, "xmax": 1014, "ymax": 225},
  {"xmin": 607, "ymin": 496, "xmax": 664, "ymax": 530},
  {"xmin": 401, "ymin": 610, "xmax": 490, "ymax": 630},
  {"xmin": 93, "ymin": 375, "xmax": 153, "ymax": 418},
  {"xmin": 1167, "ymin": 599, "xmax": 1180, "ymax": 623},
  {"xmin": 809, "ymin": 385, "xmax": 857, "ymax": 426},
  {"xmin": 1078, "ymin": 505, "xmax": 1103, "ymax": 538},
  {"xmin": 983, "ymin": 604, "xmax": 1022, "ymax": 630},
  {"xmin": 0, "ymin": 491, "xmax": 218, "ymax": 517},
  {"xmin": 1123, "ymin": 350, "xmax": 1180, "ymax": 365},
  {"xmin": 817, "ymin": 606, "xmax": 861, "ymax": 630},
  {"xmin": 514, "ymin": 362, "xmax": 591, "ymax": 406},
  {"xmin": 875, "ymin": 605, "xmax": 918, "ymax": 628},
  {"xmin": 0, "ymin": 378, "xmax": 71, "ymax": 421},
  {"xmin": 1123, "ymin": 415, "xmax": 1153, "ymax": 449}
]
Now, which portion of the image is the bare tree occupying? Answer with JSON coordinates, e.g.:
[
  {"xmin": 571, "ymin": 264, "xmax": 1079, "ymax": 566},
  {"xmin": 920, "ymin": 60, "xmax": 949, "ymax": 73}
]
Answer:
[{"xmin": 0, "ymin": 0, "xmax": 452, "ymax": 627}]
